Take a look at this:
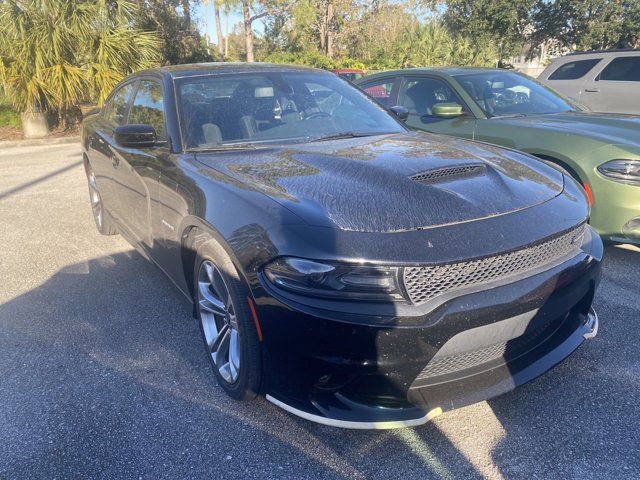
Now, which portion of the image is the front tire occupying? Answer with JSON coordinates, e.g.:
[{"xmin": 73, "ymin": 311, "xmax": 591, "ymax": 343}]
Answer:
[{"xmin": 194, "ymin": 240, "xmax": 262, "ymax": 400}]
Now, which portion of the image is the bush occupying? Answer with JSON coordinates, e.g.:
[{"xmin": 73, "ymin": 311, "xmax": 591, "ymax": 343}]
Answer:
[{"xmin": 0, "ymin": 98, "xmax": 20, "ymax": 128}]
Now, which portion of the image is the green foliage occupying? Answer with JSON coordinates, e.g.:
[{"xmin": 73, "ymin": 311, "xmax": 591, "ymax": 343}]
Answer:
[
  {"xmin": 0, "ymin": 0, "xmax": 161, "ymax": 117},
  {"xmin": 132, "ymin": 0, "xmax": 214, "ymax": 65},
  {"xmin": 430, "ymin": 0, "xmax": 535, "ymax": 60},
  {"xmin": 0, "ymin": 97, "xmax": 21, "ymax": 128},
  {"xmin": 531, "ymin": 0, "xmax": 640, "ymax": 51},
  {"xmin": 262, "ymin": 50, "xmax": 336, "ymax": 69},
  {"xmin": 395, "ymin": 22, "xmax": 498, "ymax": 68}
]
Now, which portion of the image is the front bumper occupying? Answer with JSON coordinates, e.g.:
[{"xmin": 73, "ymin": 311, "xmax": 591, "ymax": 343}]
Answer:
[
  {"xmin": 255, "ymin": 228, "xmax": 603, "ymax": 429},
  {"xmin": 589, "ymin": 174, "xmax": 640, "ymax": 245}
]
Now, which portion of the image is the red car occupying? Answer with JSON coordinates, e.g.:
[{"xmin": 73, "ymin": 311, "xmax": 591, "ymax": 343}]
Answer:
[{"xmin": 332, "ymin": 68, "xmax": 364, "ymax": 82}]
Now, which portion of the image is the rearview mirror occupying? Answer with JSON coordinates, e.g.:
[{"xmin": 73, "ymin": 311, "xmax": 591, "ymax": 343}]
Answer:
[
  {"xmin": 432, "ymin": 103, "xmax": 464, "ymax": 118},
  {"xmin": 114, "ymin": 124, "xmax": 157, "ymax": 148},
  {"xmin": 389, "ymin": 105, "xmax": 409, "ymax": 120}
]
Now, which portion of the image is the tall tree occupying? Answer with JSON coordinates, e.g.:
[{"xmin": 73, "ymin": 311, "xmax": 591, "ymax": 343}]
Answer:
[
  {"xmin": 428, "ymin": 0, "xmax": 535, "ymax": 62},
  {"xmin": 133, "ymin": 0, "xmax": 212, "ymax": 64},
  {"xmin": 532, "ymin": 0, "xmax": 640, "ymax": 51},
  {"xmin": 214, "ymin": 1, "xmax": 225, "ymax": 60},
  {"xmin": 241, "ymin": 0, "xmax": 298, "ymax": 61}
]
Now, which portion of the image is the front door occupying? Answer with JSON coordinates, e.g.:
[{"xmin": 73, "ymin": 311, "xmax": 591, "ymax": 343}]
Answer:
[
  {"xmin": 91, "ymin": 81, "xmax": 136, "ymax": 220},
  {"xmin": 395, "ymin": 76, "xmax": 475, "ymax": 139},
  {"xmin": 110, "ymin": 79, "xmax": 168, "ymax": 248}
]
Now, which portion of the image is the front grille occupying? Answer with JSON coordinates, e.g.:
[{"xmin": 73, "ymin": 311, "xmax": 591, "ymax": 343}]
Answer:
[
  {"xmin": 411, "ymin": 164, "xmax": 485, "ymax": 183},
  {"xmin": 403, "ymin": 224, "xmax": 585, "ymax": 305},
  {"xmin": 416, "ymin": 316, "xmax": 559, "ymax": 380}
]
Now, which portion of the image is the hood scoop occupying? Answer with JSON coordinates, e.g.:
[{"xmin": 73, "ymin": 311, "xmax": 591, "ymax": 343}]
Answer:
[{"xmin": 411, "ymin": 164, "xmax": 486, "ymax": 184}]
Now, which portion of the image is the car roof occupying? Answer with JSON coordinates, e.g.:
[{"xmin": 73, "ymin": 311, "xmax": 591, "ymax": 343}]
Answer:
[
  {"xmin": 567, "ymin": 48, "xmax": 640, "ymax": 56},
  {"xmin": 359, "ymin": 67, "xmax": 514, "ymax": 82},
  {"xmin": 138, "ymin": 62, "xmax": 323, "ymax": 79},
  {"xmin": 548, "ymin": 49, "xmax": 640, "ymax": 64}
]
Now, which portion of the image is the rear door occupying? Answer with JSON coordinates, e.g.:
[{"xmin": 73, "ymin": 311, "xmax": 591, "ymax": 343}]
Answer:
[
  {"xmin": 582, "ymin": 55, "xmax": 640, "ymax": 113},
  {"xmin": 395, "ymin": 75, "xmax": 475, "ymax": 139}
]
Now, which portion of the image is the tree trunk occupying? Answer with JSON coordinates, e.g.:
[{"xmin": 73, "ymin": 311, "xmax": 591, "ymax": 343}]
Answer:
[
  {"xmin": 214, "ymin": 3, "xmax": 224, "ymax": 61},
  {"xmin": 21, "ymin": 112, "xmax": 49, "ymax": 139},
  {"xmin": 326, "ymin": 0, "xmax": 335, "ymax": 58},
  {"xmin": 224, "ymin": 9, "xmax": 229, "ymax": 57},
  {"xmin": 182, "ymin": 0, "xmax": 191, "ymax": 26},
  {"xmin": 243, "ymin": 1, "xmax": 255, "ymax": 62}
]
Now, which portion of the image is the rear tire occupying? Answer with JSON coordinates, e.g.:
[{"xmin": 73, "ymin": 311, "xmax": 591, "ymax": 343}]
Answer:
[
  {"xmin": 194, "ymin": 239, "xmax": 262, "ymax": 400},
  {"xmin": 85, "ymin": 162, "xmax": 118, "ymax": 236}
]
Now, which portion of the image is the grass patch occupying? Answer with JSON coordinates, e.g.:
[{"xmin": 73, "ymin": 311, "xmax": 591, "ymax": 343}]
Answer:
[{"xmin": 0, "ymin": 99, "xmax": 21, "ymax": 128}]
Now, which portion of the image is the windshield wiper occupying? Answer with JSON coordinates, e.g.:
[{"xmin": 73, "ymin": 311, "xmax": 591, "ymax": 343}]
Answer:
[
  {"xmin": 309, "ymin": 132, "xmax": 383, "ymax": 142},
  {"xmin": 188, "ymin": 143, "xmax": 257, "ymax": 152}
]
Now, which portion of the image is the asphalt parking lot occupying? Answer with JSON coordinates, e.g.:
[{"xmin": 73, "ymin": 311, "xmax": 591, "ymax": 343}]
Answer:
[{"xmin": 0, "ymin": 143, "xmax": 639, "ymax": 479}]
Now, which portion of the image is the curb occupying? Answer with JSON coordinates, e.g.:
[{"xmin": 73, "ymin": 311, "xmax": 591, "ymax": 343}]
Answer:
[{"xmin": 0, "ymin": 136, "xmax": 80, "ymax": 149}]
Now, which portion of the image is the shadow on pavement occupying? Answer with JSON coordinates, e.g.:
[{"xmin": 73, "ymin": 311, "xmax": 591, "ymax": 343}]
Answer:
[{"xmin": 0, "ymin": 245, "xmax": 637, "ymax": 478}]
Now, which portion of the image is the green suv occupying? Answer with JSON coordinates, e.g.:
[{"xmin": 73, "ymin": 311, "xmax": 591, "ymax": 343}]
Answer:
[{"xmin": 356, "ymin": 68, "xmax": 640, "ymax": 245}]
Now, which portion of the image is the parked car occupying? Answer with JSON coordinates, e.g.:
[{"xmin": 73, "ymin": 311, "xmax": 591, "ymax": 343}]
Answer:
[
  {"xmin": 539, "ymin": 49, "xmax": 640, "ymax": 114},
  {"xmin": 82, "ymin": 63, "xmax": 601, "ymax": 429},
  {"xmin": 357, "ymin": 67, "xmax": 640, "ymax": 245},
  {"xmin": 332, "ymin": 68, "xmax": 365, "ymax": 82}
]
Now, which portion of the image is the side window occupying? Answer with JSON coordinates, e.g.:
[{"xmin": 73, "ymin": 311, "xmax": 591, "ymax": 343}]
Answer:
[
  {"xmin": 360, "ymin": 79, "xmax": 395, "ymax": 107},
  {"xmin": 598, "ymin": 56, "xmax": 640, "ymax": 82},
  {"xmin": 397, "ymin": 77, "xmax": 465, "ymax": 122},
  {"xmin": 129, "ymin": 80, "xmax": 166, "ymax": 140},
  {"xmin": 103, "ymin": 83, "xmax": 135, "ymax": 126},
  {"xmin": 548, "ymin": 59, "xmax": 601, "ymax": 80}
]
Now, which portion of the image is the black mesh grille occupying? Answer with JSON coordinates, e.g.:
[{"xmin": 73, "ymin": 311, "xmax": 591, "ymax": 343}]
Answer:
[
  {"xmin": 411, "ymin": 164, "xmax": 485, "ymax": 183},
  {"xmin": 416, "ymin": 317, "xmax": 558, "ymax": 380},
  {"xmin": 403, "ymin": 224, "xmax": 585, "ymax": 305}
]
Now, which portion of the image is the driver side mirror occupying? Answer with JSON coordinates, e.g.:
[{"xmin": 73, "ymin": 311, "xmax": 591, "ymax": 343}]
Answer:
[
  {"xmin": 114, "ymin": 124, "xmax": 157, "ymax": 148},
  {"xmin": 432, "ymin": 103, "xmax": 464, "ymax": 118},
  {"xmin": 389, "ymin": 105, "xmax": 409, "ymax": 120}
]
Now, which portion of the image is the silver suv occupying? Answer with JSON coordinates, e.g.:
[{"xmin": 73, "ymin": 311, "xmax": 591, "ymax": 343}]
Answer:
[{"xmin": 539, "ymin": 49, "xmax": 640, "ymax": 114}]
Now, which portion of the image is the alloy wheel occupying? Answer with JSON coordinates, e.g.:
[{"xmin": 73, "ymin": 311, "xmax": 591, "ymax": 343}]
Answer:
[
  {"xmin": 198, "ymin": 260, "xmax": 241, "ymax": 384},
  {"xmin": 87, "ymin": 170, "xmax": 103, "ymax": 228}
]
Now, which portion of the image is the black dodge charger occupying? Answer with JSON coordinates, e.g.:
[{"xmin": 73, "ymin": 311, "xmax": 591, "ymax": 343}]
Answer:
[{"xmin": 82, "ymin": 63, "xmax": 602, "ymax": 429}]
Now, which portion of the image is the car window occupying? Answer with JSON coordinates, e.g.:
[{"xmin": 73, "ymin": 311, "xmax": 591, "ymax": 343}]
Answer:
[
  {"xmin": 397, "ymin": 77, "xmax": 466, "ymax": 123},
  {"xmin": 359, "ymin": 79, "xmax": 395, "ymax": 107},
  {"xmin": 455, "ymin": 71, "xmax": 577, "ymax": 117},
  {"xmin": 598, "ymin": 56, "xmax": 640, "ymax": 82},
  {"xmin": 176, "ymin": 72, "xmax": 404, "ymax": 149},
  {"xmin": 548, "ymin": 59, "xmax": 601, "ymax": 80},
  {"xmin": 129, "ymin": 80, "xmax": 166, "ymax": 140},
  {"xmin": 103, "ymin": 83, "xmax": 136, "ymax": 126}
]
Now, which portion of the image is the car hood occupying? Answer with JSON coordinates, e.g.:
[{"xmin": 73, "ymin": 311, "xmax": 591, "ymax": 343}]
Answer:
[
  {"xmin": 491, "ymin": 111, "xmax": 640, "ymax": 146},
  {"xmin": 195, "ymin": 132, "xmax": 563, "ymax": 233}
]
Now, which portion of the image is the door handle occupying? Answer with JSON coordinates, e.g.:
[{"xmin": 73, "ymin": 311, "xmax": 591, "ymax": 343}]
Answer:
[{"xmin": 584, "ymin": 88, "xmax": 600, "ymax": 93}]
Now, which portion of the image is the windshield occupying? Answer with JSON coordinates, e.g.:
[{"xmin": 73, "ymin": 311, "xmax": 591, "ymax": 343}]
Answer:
[
  {"xmin": 455, "ymin": 71, "xmax": 579, "ymax": 117},
  {"xmin": 176, "ymin": 71, "xmax": 404, "ymax": 149}
]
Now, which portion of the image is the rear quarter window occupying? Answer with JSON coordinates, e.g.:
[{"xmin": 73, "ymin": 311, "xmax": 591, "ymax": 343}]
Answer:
[
  {"xmin": 598, "ymin": 56, "xmax": 640, "ymax": 82},
  {"xmin": 548, "ymin": 59, "xmax": 601, "ymax": 80}
]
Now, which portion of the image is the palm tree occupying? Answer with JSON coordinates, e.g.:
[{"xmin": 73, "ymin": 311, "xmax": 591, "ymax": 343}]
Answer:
[{"xmin": 0, "ymin": 0, "xmax": 160, "ymax": 137}]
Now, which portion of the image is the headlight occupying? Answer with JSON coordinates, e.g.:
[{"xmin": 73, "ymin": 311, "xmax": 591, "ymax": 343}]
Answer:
[
  {"xmin": 263, "ymin": 257, "xmax": 406, "ymax": 302},
  {"xmin": 597, "ymin": 160, "xmax": 640, "ymax": 186}
]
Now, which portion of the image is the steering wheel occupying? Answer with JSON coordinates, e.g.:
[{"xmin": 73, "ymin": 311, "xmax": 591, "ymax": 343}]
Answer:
[{"xmin": 304, "ymin": 110, "xmax": 331, "ymax": 120}]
